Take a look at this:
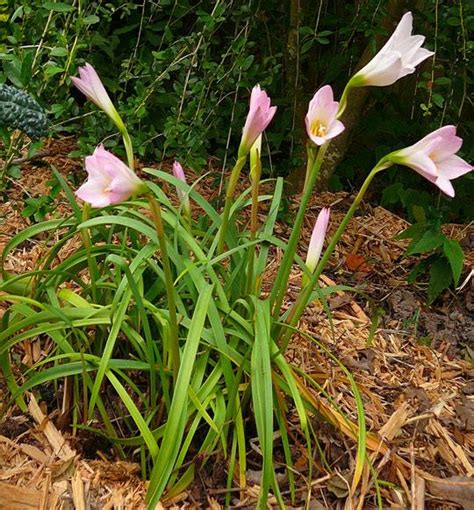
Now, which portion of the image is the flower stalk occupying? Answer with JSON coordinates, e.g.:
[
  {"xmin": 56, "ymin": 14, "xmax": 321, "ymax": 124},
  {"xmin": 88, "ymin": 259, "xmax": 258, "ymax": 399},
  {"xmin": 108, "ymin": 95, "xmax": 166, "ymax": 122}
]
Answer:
[
  {"xmin": 270, "ymin": 142, "xmax": 329, "ymax": 319},
  {"xmin": 246, "ymin": 136, "xmax": 262, "ymax": 294},
  {"xmin": 217, "ymin": 155, "xmax": 248, "ymax": 254},
  {"xmin": 279, "ymin": 159, "xmax": 392, "ymax": 345},
  {"xmin": 148, "ymin": 195, "xmax": 180, "ymax": 383}
]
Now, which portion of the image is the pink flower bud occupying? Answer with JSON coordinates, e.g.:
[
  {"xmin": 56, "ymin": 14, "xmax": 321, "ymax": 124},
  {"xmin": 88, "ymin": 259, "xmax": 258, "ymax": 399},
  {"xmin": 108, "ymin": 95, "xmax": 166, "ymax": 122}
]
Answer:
[
  {"xmin": 239, "ymin": 85, "xmax": 277, "ymax": 157},
  {"xmin": 71, "ymin": 63, "xmax": 124, "ymax": 130},
  {"xmin": 76, "ymin": 145, "xmax": 144, "ymax": 207},
  {"xmin": 172, "ymin": 160, "xmax": 191, "ymax": 215},
  {"xmin": 305, "ymin": 85, "xmax": 345, "ymax": 146},
  {"xmin": 306, "ymin": 208, "xmax": 330, "ymax": 273},
  {"xmin": 351, "ymin": 12, "xmax": 433, "ymax": 87},
  {"xmin": 387, "ymin": 125, "xmax": 472, "ymax": 197}
]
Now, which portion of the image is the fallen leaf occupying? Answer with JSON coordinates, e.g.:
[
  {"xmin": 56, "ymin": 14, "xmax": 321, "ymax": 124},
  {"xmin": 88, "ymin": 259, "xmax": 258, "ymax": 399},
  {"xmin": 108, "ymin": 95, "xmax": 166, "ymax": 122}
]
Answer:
[{"xmin": 345, "ymin": 253, "xmax": 370, "ymax": 273}]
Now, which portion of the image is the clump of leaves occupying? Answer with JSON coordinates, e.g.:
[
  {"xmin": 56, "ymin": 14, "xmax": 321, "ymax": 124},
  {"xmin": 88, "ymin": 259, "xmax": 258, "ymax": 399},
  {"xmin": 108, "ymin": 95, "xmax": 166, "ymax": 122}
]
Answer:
[
  {"xmin": 396, "ymin": 206, "xmax": 465, "ymax": 303},
  {"xmin": 0, "ymin": 83, "xmax": 48, "ymax": 138}
]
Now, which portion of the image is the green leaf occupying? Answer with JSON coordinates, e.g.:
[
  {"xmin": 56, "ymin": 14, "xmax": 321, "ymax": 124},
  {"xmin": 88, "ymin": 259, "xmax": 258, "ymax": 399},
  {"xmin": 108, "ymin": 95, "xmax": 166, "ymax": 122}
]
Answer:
[
  {"xmin": 146, "ymin": 284, "xmax": 213, "ymax": 508},
  {"xmin": 251, "ymin": 299, "xmax": 283, "ymax": 508},
  {"xmin": 443, "ymin": 238, "xmax": 464, "ymax": 286},
  {"xmin": 428, "ymin": 258, "xmax": 452, "ymax": 304},
  {"xmin": 435, "ymin": 77, "xmax": 451, "ymax": 86},
  {"xmin": 395, "ymin": 222, "xmax": 426, "ymax": 241},
  {"xmin": 406, "ymin": 229, "xmax": 445, "ymax": 256},
  {"xmin": 447, "ymin": 16, "xmax": 460, "ymax": 26},
  {"xmin": 432, "ymin": 93, "xmax": 444, "ymax": 108},
  {"xmin": 83, "ymin": 14, "xmax": 100, "ymax": 25},
  {"xmin": 42, "ymin": 2, "xmax": 75, "ymax": 13},
  {"xmin": 50, "ymin": 47, "xmax": 69, "ymax": 57},
  {"xmin": 44, "ymin": 65, "xmax": 64, "ymax": 78}
]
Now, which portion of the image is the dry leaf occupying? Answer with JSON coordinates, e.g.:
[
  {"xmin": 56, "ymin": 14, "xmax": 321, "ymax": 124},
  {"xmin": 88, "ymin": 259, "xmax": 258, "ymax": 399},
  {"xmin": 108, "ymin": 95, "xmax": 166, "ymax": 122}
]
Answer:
[{"xmin": 345, "ymin": 253, "xmax": 370, "ymax": 273}]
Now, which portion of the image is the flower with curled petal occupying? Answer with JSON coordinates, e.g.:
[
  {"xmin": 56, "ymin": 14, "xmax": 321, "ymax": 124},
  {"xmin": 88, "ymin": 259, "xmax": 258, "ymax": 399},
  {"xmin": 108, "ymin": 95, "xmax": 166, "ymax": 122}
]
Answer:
[
  {"xmin": 350, "ymin": 12, "xmax": 433, "ymax": 87},
  {"xmin": 386, "ymin": 125, "xmax": 472, "ymax": 197}
]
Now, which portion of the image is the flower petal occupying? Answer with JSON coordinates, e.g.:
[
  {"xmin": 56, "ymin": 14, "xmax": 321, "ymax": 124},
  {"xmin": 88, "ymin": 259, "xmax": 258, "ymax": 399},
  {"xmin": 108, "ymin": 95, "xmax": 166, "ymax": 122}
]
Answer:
[
  {"xmin": 357, "ymin": 51, "xmax": 404, "ymax": 86},
  {"xmin": 306, "ymin": 208, "xmax": 330, "ymax": 273},
  {"xmin": 75, "ymin": 180, "xmax": 111, "ymax": 208},
  {"xmin": 436, "ymin": 155, "xmax": 473, "ymax": 179},
  {"xmin": 326, "ymin": 119, "xmax": 345, "ymax": 139},
  {"xmin": 434, "ymin": 177, "xmax": 455, "ymax": 197}
]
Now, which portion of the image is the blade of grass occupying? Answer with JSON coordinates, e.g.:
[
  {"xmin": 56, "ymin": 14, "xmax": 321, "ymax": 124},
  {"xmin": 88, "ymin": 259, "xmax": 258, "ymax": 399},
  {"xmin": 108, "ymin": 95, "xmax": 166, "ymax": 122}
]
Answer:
[{"xmin": 146, "ymin": 284, "xmax": 213, "ymax": 508}]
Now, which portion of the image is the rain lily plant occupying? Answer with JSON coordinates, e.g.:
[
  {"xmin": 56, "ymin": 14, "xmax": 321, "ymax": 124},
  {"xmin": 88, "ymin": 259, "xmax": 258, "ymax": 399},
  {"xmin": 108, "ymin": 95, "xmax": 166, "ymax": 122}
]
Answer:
[
  {"xmin": 72, "ymin": 63, "xmax": 134, "ymax": 169},
  {"xmin": 305, "ymin": 86, "xmax": 345, "ymax": 146},
  {"xmin": 1, "ymin": 13, "xmax": 472, "ymax": 510},
  {"xmin": 218, "ymin": 85, "xmax": 276, "ymax": 253},
  {"xmin": 238, "ymin": 85, "xmax": 277, "ymax": 157},
  {"xmin": 350, "ymin": 12, "xmax": 434, "ymax": 87}
]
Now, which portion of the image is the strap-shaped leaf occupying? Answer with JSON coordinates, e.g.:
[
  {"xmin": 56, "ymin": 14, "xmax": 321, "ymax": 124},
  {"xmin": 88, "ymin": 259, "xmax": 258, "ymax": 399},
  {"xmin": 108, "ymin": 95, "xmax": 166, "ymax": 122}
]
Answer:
[{"xmin": 0, "ymin": 83, "xmax": 49, "ymax": 138}]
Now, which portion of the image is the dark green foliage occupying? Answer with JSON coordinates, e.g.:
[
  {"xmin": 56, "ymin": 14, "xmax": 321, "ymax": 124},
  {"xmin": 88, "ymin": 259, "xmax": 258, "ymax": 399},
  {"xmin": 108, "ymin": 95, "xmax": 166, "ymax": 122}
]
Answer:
[
  {"xmin": 1, "ymin": 0, "xmax": 472, "ymax": 220},
  {"xmin": 0, "ymin": 83, "xmax": 49, "ymax": 138},
  {"xmin": 396, "ymin": 210, "xmax": 465, "ymax": 303}
]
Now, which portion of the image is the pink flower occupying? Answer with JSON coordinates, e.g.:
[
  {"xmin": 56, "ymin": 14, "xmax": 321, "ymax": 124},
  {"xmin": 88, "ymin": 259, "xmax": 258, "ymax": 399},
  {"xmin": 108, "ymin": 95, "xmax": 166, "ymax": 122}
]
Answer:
[
  {"xmin": 306, "ymin": 208, "xmax": 330, "ymax": 273},
  {"xmin": 305, "ymin": 85, "xmax": 345, "ymax": 145},
  {"xmin": 387, "ymin": 126, "xmax": 472, "ymax": 197},
  {"xmin": 239, "ymin": 85, "xmax": 277, "ymax": 156},
  {"xmin": 76, "ymin": 145, "xmax": 144, "ymax": 207},
  {"xmin": 71, "ymin": 63, "xmax": 124, "ymax": 129},
  {"xmin": 351, "ymin": 12, "xmax": 433, "ymax": 87},
  {"xmin": 172, "ymin": 160, "xmax": 190, "ymax": 214}
]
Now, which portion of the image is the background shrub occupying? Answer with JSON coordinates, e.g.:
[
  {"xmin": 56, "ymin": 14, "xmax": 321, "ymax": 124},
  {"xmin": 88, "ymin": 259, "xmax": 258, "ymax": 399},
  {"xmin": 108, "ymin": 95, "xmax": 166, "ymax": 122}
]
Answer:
[{"xmin": 1, "ymin": 0, "xmax": 472, "ymax": 222}]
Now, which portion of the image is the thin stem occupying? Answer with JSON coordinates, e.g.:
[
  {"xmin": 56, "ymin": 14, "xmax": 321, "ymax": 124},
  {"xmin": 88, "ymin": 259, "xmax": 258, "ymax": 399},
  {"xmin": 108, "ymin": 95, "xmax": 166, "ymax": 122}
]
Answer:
[
  {"xmin": 217, "ymin": 155, "xmax": 248, "ymax": 254},
  {"xmin": 80, "ymin": 203, "xmax": 98, "ymax": 302},
  {"xmin": 279, "ymin": 160, "xmax": 392, "ymax": 345},
  {"xmin": 270, "ymin": 142, "xmax": 329, "ymax": 319},
  {"xmin": 121, "ymin": 129, "xmax": 134, "ymax": 170},
  {"xmin": 148, "ymin": 195, "xmax": 180, "ymax": 383},
  {"xmin": 246, "ymin": 151, "xmax": 262, "ymax": 295},
  {"xmin": 337, "ymin": 81, "xmax": 352, "ymax": 119},
  {"xmin": 303, "ymin": 143, "xmax": 317, "ymax": 193}
]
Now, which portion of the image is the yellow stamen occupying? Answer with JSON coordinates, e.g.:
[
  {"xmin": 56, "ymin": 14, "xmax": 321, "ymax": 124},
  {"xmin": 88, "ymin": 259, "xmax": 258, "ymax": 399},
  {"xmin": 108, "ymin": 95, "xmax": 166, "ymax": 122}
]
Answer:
[{"xmin": 311, "ymin": 121, "xmax": 327, "ymax": 138}]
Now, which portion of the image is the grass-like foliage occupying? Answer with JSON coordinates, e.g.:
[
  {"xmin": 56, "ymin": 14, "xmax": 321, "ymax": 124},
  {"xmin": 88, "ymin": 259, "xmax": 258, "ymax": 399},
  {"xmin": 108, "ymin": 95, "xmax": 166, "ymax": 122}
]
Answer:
[{"xmin": 0, "ymin": 162, "xmax": 369, "ymax": 508}]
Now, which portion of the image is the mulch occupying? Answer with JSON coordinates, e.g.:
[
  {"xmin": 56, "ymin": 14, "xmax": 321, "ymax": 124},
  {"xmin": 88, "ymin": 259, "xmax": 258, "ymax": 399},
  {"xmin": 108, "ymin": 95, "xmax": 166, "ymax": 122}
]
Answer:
[{"xmin": 0, "ymin": 137, "xmax": 473, "ymax": 509}]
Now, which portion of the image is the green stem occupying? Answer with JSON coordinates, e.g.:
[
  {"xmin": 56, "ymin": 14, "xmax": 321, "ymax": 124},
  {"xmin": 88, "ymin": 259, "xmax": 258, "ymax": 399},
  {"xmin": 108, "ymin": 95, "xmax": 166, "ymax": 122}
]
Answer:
[
  {"xmin": 303, "ymin": 143, "xmax": 317, "ymax": 193},
  {"xmin": 148, "ymin": 195, "xmax": 180, "ymax": 383},
  {"xmin": 121, "ymin": 129, "xmax": 134, "ymax": 170},
  {"xmin": 217, "ymin": 155, "xmax": 248, "ymax": 254},
  {"xmin": 80, "ymin": 203, "xmax": 99, "ymax": 302},
  {"xmin": 246, "ymin": 154, "xmax": 262, "ymax": 295},
  {"xmin": 337, "ymin": 81, "xmax": 352, "ymax": 119},
  {"xmin": 279, "ymin": 160, "xmax": 392, "ymax": 345},
  {"xmin": 270, "ymin": 143, "xmax": 329, "ymax": 319}
]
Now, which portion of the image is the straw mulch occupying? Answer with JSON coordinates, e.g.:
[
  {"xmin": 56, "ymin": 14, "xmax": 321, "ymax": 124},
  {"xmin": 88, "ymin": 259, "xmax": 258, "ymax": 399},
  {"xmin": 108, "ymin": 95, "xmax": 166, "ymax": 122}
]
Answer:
[{"xmin": 0, "ymin": 138, "xmax": 473, "ymax": 509}]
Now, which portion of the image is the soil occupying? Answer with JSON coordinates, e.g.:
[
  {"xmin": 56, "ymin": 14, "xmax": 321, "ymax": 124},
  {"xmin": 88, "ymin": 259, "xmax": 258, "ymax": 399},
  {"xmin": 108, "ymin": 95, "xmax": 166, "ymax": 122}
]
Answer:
[{"xmin": 0, "ymin": 137, "xmax": 473, "ymax": 509}]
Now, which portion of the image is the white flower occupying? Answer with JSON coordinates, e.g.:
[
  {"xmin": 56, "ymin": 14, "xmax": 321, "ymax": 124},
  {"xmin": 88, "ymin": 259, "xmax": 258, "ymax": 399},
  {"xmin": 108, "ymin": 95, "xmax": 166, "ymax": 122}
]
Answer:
[{"xmin": 351, "ymin": 12, "xmax": 433, "ymax": 87}]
